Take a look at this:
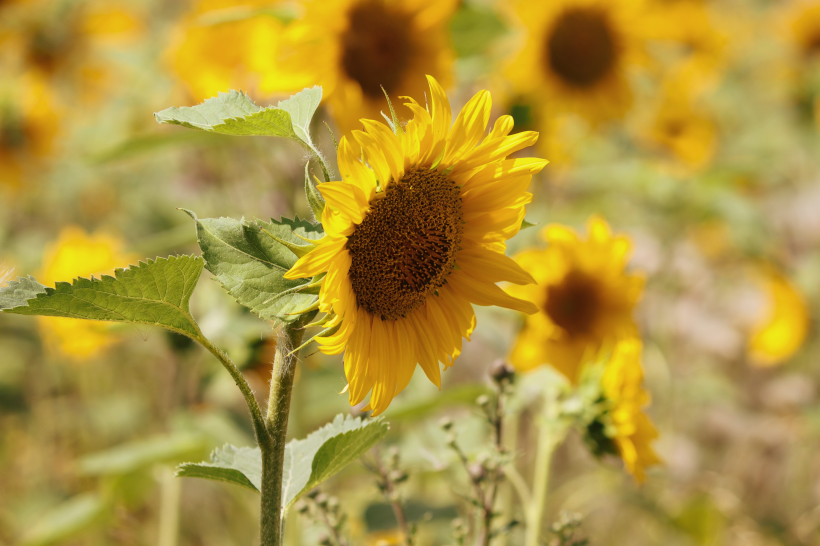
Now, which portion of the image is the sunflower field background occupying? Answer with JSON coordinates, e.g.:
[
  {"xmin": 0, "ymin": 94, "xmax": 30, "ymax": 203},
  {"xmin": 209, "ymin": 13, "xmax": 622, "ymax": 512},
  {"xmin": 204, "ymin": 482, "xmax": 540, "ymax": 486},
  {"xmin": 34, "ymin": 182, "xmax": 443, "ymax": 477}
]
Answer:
[{"xmin": 1, "ymin": 0, "xmax": 819, "ymax": 544}]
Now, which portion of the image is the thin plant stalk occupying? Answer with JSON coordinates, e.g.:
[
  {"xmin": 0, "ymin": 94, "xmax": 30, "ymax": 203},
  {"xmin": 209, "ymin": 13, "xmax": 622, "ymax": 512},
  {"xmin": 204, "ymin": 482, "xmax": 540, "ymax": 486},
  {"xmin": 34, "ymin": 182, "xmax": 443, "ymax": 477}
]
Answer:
[
  {"xmin": 524, "ymin": 395, "xmax": 568, "ymax": 546},
  {"xmin": 157, "ymin": 466, "xmax": 181, "ymax": 546},
  {"xmin": 260, "ymin": 320, "xmax": 307, "ymax": 546}
]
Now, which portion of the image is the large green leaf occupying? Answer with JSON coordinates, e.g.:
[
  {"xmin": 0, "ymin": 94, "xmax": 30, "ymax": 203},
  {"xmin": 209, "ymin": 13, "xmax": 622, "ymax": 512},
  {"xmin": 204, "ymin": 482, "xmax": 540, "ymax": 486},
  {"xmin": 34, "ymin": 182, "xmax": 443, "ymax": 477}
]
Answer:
[
  {"xmin": 282, "ymin": 414, "xmax": 389, "ymax": 509},
  {"xmin": 186, "ymin": 211, "xmax": 324, "ymax": 325},
  {"xmin": 177, "ymin": 444, "xmax": 262, "ymax": 492},
  {"xmin": 154, "ymin": 87, "xmax": 322, "ymax": 149},
  {"xmin": 175, "ymin": 415, "xmax": 389, "ymax": 508},
  {"xmin": 0, "ymin": 256, "xmax": 204, "ymax": 339}
]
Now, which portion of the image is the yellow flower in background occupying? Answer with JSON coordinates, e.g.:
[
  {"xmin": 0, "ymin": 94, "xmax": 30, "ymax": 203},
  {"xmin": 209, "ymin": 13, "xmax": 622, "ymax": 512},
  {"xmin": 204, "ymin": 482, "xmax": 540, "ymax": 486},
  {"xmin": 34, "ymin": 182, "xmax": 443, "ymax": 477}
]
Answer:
[
  {"xmin": 171, "ymin": 0, "xmax": 286, "ymax": 101},
  {"xmin": 0, "ymin": 72, "xmax": 60, "ymax": 189},
  {"xmin": 266, "ymin": 0, "xmax": 457, "ymax": 133},
  {"xmin": 508, "ymin": 217, "xmax": 643, "ymax": 383},
  {"xmin": 365, "ymin": 530, "xmax": 405, "ymax": 546},
  {"xmin": 284, "ymin": 76, "xmax": 544, "ymax": 415},
  {"xmin": 638, "ymin": 67, "xmax": 717, "ymax": 171},
  {"xmin": 37, "ymin": 227, "xmax": 134, "ymax": 360},
  {"xmin": 505, "ymin": 0, "xmax": 648, "ymax": 124},
  {"xmin": 786, "ymin": 0, "xmax": 820, "ymax": 58},
  {"xmin": 601, "ymin": 338, "xmax": 661, "ymax": 482},
  {"xmin": 748, "ymin": 272, "xmax": 809, "ymax": 366}
]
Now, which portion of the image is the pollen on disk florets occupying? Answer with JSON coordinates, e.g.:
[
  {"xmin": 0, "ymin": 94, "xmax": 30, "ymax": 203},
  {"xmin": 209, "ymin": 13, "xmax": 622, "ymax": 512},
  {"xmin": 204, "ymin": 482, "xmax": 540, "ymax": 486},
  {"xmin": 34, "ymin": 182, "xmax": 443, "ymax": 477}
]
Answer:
[{"xmin": 346, "ymin": 168, "xmax": 464, "ymax": 321}]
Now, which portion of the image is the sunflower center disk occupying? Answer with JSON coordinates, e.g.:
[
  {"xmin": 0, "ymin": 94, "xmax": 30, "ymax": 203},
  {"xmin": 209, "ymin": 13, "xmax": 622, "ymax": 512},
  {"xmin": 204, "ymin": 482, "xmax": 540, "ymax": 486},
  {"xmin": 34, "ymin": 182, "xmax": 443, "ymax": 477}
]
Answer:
[
  {"xmin": 544, "ymin": 271, "xmax": 601, "ymax": 337},
  {"xmin": 546, "ymin": 8, "xmax": 617, "ymax": 88},
  {"xmin": 341, "ymin": 1, "xmax": 413, "ymax": 98},
  {"xmin": 347, "ymin": 169, "xmax": 464, "ymax": 321}
]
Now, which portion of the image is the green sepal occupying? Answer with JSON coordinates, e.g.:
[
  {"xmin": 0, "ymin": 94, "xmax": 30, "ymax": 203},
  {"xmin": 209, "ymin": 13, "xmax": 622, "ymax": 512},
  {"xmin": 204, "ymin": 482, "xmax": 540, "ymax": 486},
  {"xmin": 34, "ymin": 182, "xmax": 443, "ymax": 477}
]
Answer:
[
  {"xmin": 284, "ymin": 299, "xmax": 320, "ymax": 317},
  {"xmin": 260, "ymin": 227, "xmax": 314, "ymax": 259},
  {"xmin": 305, "ymin": 162, "xmax": 326, "ymax": 219},
  {"xmin": 304, "ymin": 313, "xmax": 333, "ymax": 329},
  {"xmin": 521, "ymin": 218, "xmax": 539, "ymax": 230},
  {"xmin": 287, "ymin": 322, "xmax": 341, "ymax": 357}
]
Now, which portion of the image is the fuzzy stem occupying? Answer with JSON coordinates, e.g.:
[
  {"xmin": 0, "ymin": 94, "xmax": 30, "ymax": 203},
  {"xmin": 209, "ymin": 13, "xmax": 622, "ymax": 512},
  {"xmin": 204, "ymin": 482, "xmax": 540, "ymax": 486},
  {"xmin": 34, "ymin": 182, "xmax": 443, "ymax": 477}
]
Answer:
[{"xmin": 260, "ymin": 321, "xmax": 307, "ymax": 546}]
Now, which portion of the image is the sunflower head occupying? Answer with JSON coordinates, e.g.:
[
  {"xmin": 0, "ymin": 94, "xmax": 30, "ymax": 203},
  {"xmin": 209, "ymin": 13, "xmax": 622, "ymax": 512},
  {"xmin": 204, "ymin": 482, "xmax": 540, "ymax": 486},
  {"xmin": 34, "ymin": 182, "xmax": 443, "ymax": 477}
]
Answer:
[
  {"xmin": 268, "ymin": 0, "xmax": 457, "ymax": 132},
  {"xmin": 508, "ymin": 216, "xmax": 643, "ymax": 383},
  {"xmin": 598, "ymin": 338, "xmax": 660, "ymax": 482},
  {"xmin": 37, "ymin": 226, "xmax": 134, "ymax": 359},
  {"xmin": 284, "ymin": 76, "xmax": 547, "ymax": 414},
  {"xmin": 506, "ymin": 0, "xmax": 644, "ymax": 125},
  {"xmin": 789, "ymin": 2, "xmax": 820, "ymax": 57}
]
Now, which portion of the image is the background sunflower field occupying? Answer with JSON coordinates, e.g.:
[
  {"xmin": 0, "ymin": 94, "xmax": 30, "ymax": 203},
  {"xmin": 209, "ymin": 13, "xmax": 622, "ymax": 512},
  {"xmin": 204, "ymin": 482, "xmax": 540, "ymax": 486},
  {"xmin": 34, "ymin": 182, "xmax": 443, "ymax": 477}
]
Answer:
[{"xmin": 1, "ymin": 0, "xmax": 819, "ymax": 544}]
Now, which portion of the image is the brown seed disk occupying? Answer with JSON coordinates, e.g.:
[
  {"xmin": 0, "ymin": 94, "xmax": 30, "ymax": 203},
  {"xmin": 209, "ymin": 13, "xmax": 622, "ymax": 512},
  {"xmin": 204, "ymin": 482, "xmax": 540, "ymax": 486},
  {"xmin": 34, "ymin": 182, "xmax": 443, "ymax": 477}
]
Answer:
[
  {"xmin": 546, "ymin": 7, "xmax": 618, "ymax": 88},
  {"xmin": 544, "ymin": 271, "xmax": 602, "ymax": 337},
  {"xmin": 346, "ymin": 168, "xmax": 464, "ymax": 321},
  {"xmin": 340, "ymin": 0, "xmax": 414, "ymax": 98}
]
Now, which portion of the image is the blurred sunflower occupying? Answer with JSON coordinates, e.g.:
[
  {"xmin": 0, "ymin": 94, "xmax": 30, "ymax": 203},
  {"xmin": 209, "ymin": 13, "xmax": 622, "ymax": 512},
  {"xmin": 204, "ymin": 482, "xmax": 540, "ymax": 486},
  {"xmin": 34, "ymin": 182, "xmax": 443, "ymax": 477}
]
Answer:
[
  {"xmin": 0, "ymin": 72, "xmax": 60, "ymax": 189},
  {"xmin": 0, "ymin": 0, "xmax": 143, "ymax": 101},
  {"xmin": 786, "ymin": 0, "xmax": 820, "ymax": 58},
  {"xmin": 508, "ymin": 217, "xmax": 643, "ymax": 383},
  {"xmin": 782, "ymin": 0, "xmax": 820, "ymax": 124},
  {"xmin": 171, "ymin": 0, "xmax": 286, "ymax": 101},
  {"xmin": 267, "ymin": 0, "xmax": 457, "ymax": 132},
  {"xmin": 748, "ymin": 271, "xmax": 809, "ymax": 367},
  {"xmin": 599, "ymin": 338, "xmax": 660, "ymax": 482},
  {"xmin": 505, "ymin": 0, "xmax": 648, "ymax": 124},
  {"xmin": 638, "ymin": 67, "xmax": 717, "ymax": 171},
  {"xmin": 284, "ymin": 76, "xmax": 545, "ymax": 414},
  {"xmin": 37, "ymin": 226, "xmax": 134, "ymax": 360}
]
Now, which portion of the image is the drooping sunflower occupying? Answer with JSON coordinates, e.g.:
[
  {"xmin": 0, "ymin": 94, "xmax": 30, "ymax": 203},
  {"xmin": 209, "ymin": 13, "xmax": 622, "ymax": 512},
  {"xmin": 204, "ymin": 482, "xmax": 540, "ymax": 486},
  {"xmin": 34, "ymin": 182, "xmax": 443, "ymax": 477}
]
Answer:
[
  {"xmin": 505, "ymin": 0, "xmax": 648, "ymax": 124},
  {"xmin": 507, "ymin": 217, "xmax": 643, "ymax": 383},
  {"xmin": 171, "ymin": 0, "xmax": 286, "ymax": 101},
  {"xmin": 748, "ymin": 270, "xmax": 809, "ymax": 367},
  {"xmin": 284, "ymin": 76, "xmax": 545, "ymax": 415},
  {"xmin": 265, "ymin": 0, "xmax": 457, "ymax": 133},
  {"xmin": 599, "ymin": 338, "xmax": 660, "ymax": 482},
  {"xmin": 37, "ymin": 226, "xmax": 134, "ymax": 359}
]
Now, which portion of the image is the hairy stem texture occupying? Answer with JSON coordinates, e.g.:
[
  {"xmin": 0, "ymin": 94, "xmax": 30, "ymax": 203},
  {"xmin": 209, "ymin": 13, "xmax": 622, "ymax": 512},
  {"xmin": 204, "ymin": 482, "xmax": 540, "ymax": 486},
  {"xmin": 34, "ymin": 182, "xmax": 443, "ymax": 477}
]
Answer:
[{"xmin": 260, "ymin": 322, "xmax": 306, "ymax": 546}]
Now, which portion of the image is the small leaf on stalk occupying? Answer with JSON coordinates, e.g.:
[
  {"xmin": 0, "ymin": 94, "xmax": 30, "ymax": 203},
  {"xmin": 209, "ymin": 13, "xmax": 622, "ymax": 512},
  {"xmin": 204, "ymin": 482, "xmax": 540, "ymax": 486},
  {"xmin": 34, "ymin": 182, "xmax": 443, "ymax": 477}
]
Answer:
[
  {"xmin": 305, "ymin": 162, "xmax": 326, "ymax": 219},
  {"xmin": 282, "ymin": 414, "xmax": 389, "ymax": 509},
  {"xmin": 176, "ymin": 444, "xmax": 262, "ymax": 492},
  {"xmin": 0, "ymin": 256, "xmax": 204, "ymax": 339},
  {"xmin": 185, "ymin": 210, "xmax": 324, "ymax": 325},
  {"xmin": 154, "ymin": 87, "xmax": 322, "ymax": 150},
  {"xmin": 175, "ymin": 415, "xmax": 389, "ymax": 508},
  {"xmin": 77, "ymin": 433, "xmax": 208, "ymax": 476},
  {"xmin": 19, "ymin": 494, "xmax": 108, "ymax": 546}
]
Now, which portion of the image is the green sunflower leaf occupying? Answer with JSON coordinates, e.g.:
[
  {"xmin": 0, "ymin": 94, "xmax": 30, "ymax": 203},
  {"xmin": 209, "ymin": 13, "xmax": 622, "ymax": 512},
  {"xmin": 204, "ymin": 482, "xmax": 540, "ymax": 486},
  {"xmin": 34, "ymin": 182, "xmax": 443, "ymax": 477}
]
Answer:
[
  {"xmin": 154, "ymin": 87, "xmax": 322, "ymax": 149},
  {"xmin": 185, "ymin": 210, "xmax": 324, "ymax": 325},
  {"xmin": 0, "ymin": 256, "xmax": 204, "ymax": 339},
  {"xmin": 175, "ymin": 415, "xmax": 389, "ymax": 509},
  {"xmin": 281, "ymin": 414, "xmax": 389, "ymax": 509},
  {"xmin": 176, "ymin": 444, "xmax": 262, "ymax": 492}
]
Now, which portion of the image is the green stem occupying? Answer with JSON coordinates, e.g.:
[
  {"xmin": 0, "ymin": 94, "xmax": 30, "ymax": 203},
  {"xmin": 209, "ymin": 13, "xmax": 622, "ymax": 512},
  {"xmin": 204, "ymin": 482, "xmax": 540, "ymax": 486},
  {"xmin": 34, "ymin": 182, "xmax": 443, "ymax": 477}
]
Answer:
[
  {"xmin": 198, "ymin": 333, "xmax": 268, "ymax": 446},
  {"xmin": 524, "ymin": 397, "xmax": 568, "ymax": 546},
  {"xmin": 260, "ymin": 321, "xmax": 307, "ymax": 546}
]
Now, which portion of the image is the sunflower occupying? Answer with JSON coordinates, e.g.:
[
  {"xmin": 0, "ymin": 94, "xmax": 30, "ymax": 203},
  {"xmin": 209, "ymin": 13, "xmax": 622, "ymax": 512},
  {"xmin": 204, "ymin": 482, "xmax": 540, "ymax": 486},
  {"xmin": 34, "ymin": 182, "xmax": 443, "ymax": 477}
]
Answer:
[
  {"xmin": 748, "ymin": 271, "xmax": 809, "ymax": 367},
  {"xmin": 265, "ymin": 0, "xmax": 457, "ymax": 133},
  {"xmin": 284, "ymin": 76, "xmax": 545, "ymax": 415},
  {"xmin": 0, "ymin": 72, "xmax": 59, "ymax": 189},
  {"xmin": 600, "ymin": 338, "xmax": 660, "ymax": 482},
  {"xmin": 37, "ymin": 226, "xmax": 134, "ymax": 359},
  {"xmin": 786, "ymin": 0, "xmax": 820, "ymax": 57},
  {"xmin": 507, "ymin": 217, "xmax": 643, "ymax": 383},
  {"xmin": 637, "ymin": 67, "xmax": 717, "ymax": 171},
  {"xmin": 171, "ymin": 0, "xmax": 286, "ymax": 101},
  {"xmin": 505, "ymin": 0, "xmax": 648, "ymax": 124}
]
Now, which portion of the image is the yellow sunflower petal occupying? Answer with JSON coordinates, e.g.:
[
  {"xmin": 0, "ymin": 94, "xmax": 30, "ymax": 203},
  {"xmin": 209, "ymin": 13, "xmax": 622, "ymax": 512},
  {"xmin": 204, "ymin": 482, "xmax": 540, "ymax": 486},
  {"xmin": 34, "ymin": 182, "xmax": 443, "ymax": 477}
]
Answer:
[
  {"xmin": 442, "ymin": 89, "xmax": 492, "ymax": 166},
  {"xmin": 448, "ymin": 270, "xmax": 538, "ymax": 314},
  {"xmin": 338, "ymin": 137, "xmax": 378, "ymax": 199},
  {"xmin": 285, "ymin": 237, "xmax": 347, "ymax": 279},
  {"xmin": 456, "ymin": 247, "xmax": 536, "ymax": 285}
]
